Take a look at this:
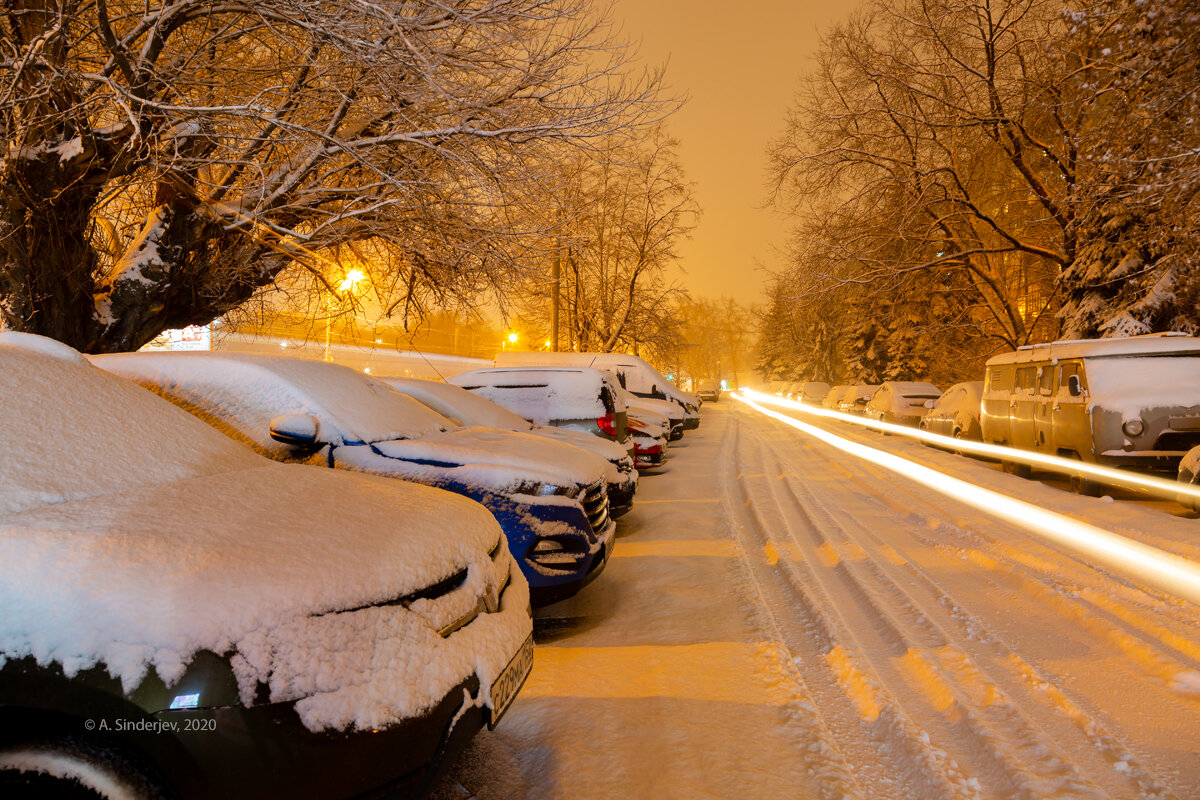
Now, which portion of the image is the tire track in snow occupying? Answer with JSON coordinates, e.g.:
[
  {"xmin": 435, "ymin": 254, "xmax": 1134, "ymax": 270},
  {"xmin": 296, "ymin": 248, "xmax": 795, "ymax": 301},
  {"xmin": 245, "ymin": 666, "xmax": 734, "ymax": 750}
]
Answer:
[
  {"xmin": 742, "ymin": 421, "xmax": 1113, "ymax": 800},
  {"xmin": 724, "ymin": 415, "xmax": 985, "ymax": 800},
  {"xmin": 740, "ymin": 404, "xmax": 1197, "ymax": 798}
]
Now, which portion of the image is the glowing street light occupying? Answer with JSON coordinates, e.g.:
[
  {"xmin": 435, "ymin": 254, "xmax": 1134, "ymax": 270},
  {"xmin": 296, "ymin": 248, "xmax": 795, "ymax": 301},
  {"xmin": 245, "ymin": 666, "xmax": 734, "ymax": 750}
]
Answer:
[
  {"xmin": 325, "ymin": 269, "xmax": 367, "ymax": 362},
  {"xmin": 508, "ymin": 332, "xmax": 519, "ymax": 344}
]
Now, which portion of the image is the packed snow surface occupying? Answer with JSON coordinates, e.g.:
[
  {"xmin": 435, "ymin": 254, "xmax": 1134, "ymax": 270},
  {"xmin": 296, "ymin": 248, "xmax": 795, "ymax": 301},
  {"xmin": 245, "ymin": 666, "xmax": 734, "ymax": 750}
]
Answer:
[
  {"xmin": 435, "ymin": 401, "xmax": 1200, "ymax": 799},
  {"xmin": 2, "ymin": 336, "xmax": 531, "ymax": 732}
]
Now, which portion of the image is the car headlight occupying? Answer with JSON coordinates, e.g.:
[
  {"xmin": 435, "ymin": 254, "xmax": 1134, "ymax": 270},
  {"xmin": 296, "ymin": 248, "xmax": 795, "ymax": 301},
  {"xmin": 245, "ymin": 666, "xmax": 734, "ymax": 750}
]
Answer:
[
  {"xmin": 1123, "ymin": 419, "xmax": 1145, "ymax": 437},
  {"xmin": 515, "ymin": 481, "xmax": 580, "ymax": 498}
]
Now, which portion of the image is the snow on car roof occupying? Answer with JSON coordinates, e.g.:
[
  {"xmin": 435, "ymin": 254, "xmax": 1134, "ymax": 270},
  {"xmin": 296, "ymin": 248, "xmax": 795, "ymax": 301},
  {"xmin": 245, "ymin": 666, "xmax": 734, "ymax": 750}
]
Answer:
[
  {"xmin": 2, "ymin": 335, "xmax": 528, "ymax": 732},
  {"xmin": 881, "ymin": 381, "xmax": 942, "ymax": 396},
  {"xmin": 0, "ymin": 333, "xmax": 262, "ymax": 516},
  {"xmin": 987, "ymin": 333, "xmax": 1200, "ymax": 365},
  {"xmin": 449, "ymin": 367, "xmax": 610, "ymax": 425},
  {"xmin": 92, "ymin": 351, "xmax": 454, "ymax": 451},
  {"xmin": 378, "ymin": 376, "xmax": 533, "ymax": 432}
]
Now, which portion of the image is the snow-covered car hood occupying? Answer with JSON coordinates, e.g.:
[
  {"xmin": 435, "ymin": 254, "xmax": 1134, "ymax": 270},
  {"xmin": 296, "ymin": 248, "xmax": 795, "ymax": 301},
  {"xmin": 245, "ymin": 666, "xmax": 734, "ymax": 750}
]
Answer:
[
  {"xmin": 357, "ymin": 426, "xmax": 608, "ymax": 491},
  {"xmin": 627, "ymin": 396, "xmax": 683, "ymax": 422},
  {"xmin": 0, "ymin": 462, "xmax": 521, "ymax": 730},
  {"xmin": 524, "ymin": 425, "xmax": 633, "ymax": 464}
]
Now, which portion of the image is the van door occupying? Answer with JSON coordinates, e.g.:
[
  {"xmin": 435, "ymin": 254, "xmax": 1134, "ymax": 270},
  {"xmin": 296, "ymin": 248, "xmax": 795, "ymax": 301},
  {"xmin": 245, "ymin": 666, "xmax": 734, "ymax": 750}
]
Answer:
[
  {"xmin": 981, "ymin": 365, "xmax": 1012, "ymax": 444},
  {"xmin": 1033, "ymin": 365, "xmax": 1055, "ymax": 451},
  {"xmin": 1009, "ymin": 366, "xmax": 1038, "ymax": 449},
  {"xmin": 1052, "ymin": 361, "xmax": 1092, "ymax": 460}
]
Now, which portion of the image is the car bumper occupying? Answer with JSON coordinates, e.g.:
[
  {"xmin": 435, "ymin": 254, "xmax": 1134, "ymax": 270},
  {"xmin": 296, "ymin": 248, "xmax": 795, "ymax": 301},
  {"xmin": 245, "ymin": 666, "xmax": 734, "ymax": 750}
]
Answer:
[
  {"xmin": 683, "ymin": 416, "xmax": 700, "ymax": 430},
  {"xmin": 608, "ymin": 476, "xmax": 637, "ymax": 518},
  {"xmin": 488, "ymin": 494, "xmax": 610, "ymax": 607},
  {"xmin": 142, "ymin": 673, "xmax": 486, "ymax": 800}
]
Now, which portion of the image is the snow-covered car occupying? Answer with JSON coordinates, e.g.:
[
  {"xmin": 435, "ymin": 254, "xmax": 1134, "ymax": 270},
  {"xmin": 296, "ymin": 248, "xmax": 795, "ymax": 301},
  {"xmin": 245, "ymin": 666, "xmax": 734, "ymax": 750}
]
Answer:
[
  {"xmin": 449, "ymin": 367, "xmax": 632, "ymax": 454},
  {"xmin": 865, "ymin": 381, "xmax": 943, "ymax": 426},
  {"xmin": 823, "ymin": 385, "xmax": 850, "ymax": 410},
  {"xmin": 0, "ymin": 333, "xmax": 532, "ymax": 800},
  {"xmin": 833, "ymin": 384, "xmax": 878, "ymax": 415},
  {"xmin": 799, "ymin": 381, "xmax": 831, "ymax": 404},
  {"xmin": 920, "ymin": 380, "xmax": 984, "ymax": 441},
  {"xmin": 697, "ymin": 381, "xmax": 721, "ymax": 402},
  {"xmin": 625, "ymin": 414, "xmax": 669, "ymax": 471},
  {"xmin": 94, "ymin": 353, "xmax": 616, "ymax": 607},
  {"xmin": 377, "ymin": 377, "xmax": 638, "ymax": 517},
  {"xmin": 493, "ymin": 351, "xmax": 700, "ymax": 430},
  {"xmin": 621, "ymin": 390, "xmax": 685, "ymax": 441}
]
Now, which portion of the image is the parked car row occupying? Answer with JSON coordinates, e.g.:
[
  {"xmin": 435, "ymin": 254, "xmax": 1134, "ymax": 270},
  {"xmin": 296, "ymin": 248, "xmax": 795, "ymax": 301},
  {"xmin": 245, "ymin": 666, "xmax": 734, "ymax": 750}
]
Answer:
[
  {"xmin": 0, "ymin": 334, "xmax": 705, "ymax": 800},
  {"xmin": 779, "ymin": 332, "xmax": 1200, "ymax": 505}
]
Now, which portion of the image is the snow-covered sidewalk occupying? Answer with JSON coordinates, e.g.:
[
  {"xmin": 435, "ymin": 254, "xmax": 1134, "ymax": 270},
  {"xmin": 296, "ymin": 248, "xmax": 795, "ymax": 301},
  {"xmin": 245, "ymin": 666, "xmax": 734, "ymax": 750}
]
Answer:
[{"xmin": 435, "ymin": 402, "xmax": 1200, "ymax": 798}]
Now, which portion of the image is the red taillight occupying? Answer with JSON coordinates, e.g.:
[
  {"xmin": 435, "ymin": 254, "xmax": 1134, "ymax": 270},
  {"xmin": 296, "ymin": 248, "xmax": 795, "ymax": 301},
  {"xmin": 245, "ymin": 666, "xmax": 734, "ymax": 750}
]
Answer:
[{"xmin": 596, "ymin": 413, "xmax": 616, "ymax": 435}]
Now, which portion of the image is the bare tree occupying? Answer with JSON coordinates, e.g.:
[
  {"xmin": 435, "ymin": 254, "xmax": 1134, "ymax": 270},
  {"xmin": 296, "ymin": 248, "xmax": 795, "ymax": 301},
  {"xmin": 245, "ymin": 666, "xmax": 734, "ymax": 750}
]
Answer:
[
  {"xmin": 511, "ymin": 124, "xmax": 698, "ymax": 353},
  {"xmin": 769, "ymin": 0, "xmax": 1078, "ymax": 351},
  {"xmin": 0, "ymin": 0, "xmax": 666, "ymax": 352}
]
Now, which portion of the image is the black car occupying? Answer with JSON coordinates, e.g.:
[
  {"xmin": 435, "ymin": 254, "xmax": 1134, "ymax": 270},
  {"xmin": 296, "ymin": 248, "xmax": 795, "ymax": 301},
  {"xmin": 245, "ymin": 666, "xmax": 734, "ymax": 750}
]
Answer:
[{"xmin": 0, "ymin": 333, "xmax": 533, "ymax": 799}]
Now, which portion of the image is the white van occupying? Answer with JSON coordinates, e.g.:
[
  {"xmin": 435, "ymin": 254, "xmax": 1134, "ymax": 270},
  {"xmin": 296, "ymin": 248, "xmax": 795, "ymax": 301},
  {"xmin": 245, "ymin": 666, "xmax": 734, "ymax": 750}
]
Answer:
[
  {"xmin": 495, "ymin": 351, "xmax": 700, "ymax": 430},
  {"xmin": 981, "ymin": 333, "xmax": 1200, "ymax": 482}
]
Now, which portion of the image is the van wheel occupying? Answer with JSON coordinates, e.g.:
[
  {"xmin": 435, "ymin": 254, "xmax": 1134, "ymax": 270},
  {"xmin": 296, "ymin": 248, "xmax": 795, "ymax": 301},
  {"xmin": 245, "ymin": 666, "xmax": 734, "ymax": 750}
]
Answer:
[
  {"xmin": 1067, "ymin": 457, "xmax": 1103, "ymax": 497},
  {"xmin": 1002, "ymin": 459, "xmax": 1032, "ymax": 479},
  {"xmin": 0, "ymin": 737, "xmax": 172, "ymax": 800}
]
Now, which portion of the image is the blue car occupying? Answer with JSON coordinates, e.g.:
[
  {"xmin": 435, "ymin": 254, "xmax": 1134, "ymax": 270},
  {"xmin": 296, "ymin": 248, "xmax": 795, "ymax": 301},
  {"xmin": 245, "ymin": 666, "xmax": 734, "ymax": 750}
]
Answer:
[{"xmin": 94, "ymin": 352, "xmax": 616, "ymax": 607}]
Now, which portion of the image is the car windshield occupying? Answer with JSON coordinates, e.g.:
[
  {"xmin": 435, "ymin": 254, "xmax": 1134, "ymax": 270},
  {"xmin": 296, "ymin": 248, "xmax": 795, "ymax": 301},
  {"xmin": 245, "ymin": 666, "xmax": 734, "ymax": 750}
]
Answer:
[
  {"xmin": 2, "ymin": 339, "xmax": 262, "ymax": 516},
  {"xmin": 94, "ymin": 353, "xmax": 456, "ymax": 448},
  {"xmin": 378, "ymin": 377, "xmax": 533, "ymax": 431}
]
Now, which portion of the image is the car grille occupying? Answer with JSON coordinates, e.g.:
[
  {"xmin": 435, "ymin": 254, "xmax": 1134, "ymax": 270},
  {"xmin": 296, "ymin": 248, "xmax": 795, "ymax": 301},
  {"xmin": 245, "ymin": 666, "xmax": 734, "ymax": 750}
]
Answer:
[{"xmin": 581, "ymin": 479, "xmax": 610, "ymax": 535}]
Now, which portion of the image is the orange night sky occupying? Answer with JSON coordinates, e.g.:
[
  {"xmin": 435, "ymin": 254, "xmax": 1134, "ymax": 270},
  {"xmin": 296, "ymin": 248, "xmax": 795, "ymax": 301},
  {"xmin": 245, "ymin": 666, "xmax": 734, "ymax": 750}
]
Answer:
[{"xmin": 610, "ymin": 0, "xmax": 859, "ymax": 309}]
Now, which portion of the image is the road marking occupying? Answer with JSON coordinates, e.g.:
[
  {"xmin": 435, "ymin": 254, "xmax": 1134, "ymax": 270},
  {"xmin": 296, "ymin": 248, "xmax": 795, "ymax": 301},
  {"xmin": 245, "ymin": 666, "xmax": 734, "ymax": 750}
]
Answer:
[
  {"xmin": 520, "ymin": 642, "xmax": 805, "ymax": 706},
  {"xmin": 611, "ymin": 540, "xmax": 740, "ymax": 558}
]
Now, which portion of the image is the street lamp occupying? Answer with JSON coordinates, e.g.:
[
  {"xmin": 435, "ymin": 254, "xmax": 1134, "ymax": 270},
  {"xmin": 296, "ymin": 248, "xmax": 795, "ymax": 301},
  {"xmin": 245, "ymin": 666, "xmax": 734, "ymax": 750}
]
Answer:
[{"xmin": 324, "ymin": 269, "xmax": 366, "ymax": 362}]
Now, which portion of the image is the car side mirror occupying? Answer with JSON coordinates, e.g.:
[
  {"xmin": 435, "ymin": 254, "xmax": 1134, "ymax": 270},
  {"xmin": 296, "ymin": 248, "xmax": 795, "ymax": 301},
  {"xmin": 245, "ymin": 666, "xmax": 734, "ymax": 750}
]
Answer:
[
  {"xmin": 270, "ymin": 413, "xmax": 322, "ymax": 453},
  {"xmin": 1067, "ymin": 375, "xmax": 1082, "ymax": 397}
]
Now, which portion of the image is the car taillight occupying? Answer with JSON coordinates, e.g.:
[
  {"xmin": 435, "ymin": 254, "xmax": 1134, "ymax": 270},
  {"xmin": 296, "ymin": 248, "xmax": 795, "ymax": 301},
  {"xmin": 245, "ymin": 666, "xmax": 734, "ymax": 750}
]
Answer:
[{"xmin": 597, "ymin": 413, "xmax": 616, "ymax": 435}]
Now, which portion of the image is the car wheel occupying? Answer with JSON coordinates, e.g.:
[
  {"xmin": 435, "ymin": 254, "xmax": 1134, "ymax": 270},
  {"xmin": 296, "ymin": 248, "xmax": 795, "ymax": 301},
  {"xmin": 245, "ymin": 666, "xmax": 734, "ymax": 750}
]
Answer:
[
  {"xmin": 1067, "ymin": 455, "xmax": 1102, "ymax": 497},
  {"xmin": 1178, "ymin": 467, "xmax": 1200, "ymax": 512},
  {"xmin": 0, "ymin": 737, "xmax": 171, "ymax": 800},
  {"xmin": 1001, "ymin": 458, "xmax": 1032, "ymax": 479}
]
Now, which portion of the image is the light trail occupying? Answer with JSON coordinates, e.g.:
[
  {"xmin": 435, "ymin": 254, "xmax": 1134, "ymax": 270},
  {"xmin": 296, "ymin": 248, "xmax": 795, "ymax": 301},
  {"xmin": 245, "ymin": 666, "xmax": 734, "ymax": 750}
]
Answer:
[
  {"xmin": 734, "ymin": 392, "xmax": 1200, "ymax": 607},
  {"xmin": 741, "ymin": 389, "xmax": 1200, "ymax": 507}
]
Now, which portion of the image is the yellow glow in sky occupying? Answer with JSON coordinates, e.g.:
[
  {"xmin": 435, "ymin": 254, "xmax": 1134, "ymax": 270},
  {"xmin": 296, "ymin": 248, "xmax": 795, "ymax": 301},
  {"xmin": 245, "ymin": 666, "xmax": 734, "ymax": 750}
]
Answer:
[{"xmin": 611, "ymin": 0, "xmax": 860, "ymax": 306}]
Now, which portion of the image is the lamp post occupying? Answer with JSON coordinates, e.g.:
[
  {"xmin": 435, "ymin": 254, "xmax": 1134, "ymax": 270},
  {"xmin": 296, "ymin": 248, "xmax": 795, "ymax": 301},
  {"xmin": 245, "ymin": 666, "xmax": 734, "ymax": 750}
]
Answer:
[{"xmin": 324, "ymin": 268, "xmax": 365, "ymax": 362}]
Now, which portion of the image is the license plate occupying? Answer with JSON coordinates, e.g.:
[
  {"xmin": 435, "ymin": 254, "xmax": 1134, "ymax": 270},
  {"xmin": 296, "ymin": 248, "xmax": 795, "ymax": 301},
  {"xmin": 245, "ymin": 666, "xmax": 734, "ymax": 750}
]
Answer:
[{"xmin": 488, "ymin": 634, "xmax": 533, "ymax": 729}]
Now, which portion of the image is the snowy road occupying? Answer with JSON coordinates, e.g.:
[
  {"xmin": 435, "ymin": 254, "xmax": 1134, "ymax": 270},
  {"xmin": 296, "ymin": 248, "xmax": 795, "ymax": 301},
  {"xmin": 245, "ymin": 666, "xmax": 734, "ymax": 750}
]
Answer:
[{"xmin": 433, "ymin": 401, "xmax": 1200, "ymax": 799}]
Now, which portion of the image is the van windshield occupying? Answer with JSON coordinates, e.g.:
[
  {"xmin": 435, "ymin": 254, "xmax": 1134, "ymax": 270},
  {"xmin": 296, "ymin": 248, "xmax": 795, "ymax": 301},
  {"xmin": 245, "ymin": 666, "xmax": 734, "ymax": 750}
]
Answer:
[{"xmin": 1082, "ymin": 356, "xmax": 1200, "ymax": 416}]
